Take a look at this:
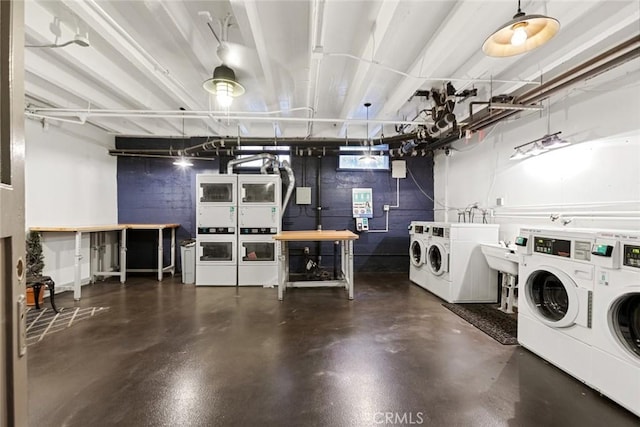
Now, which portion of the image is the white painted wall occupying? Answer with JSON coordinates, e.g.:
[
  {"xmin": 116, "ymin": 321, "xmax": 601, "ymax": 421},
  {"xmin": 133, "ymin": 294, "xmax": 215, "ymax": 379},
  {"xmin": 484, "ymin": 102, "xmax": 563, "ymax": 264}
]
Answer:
[
  {"xmin": 434, "ymin": 63, "xmax": 640, "ymax": 243},
  {"xmin": 25, "ymin": 119, "xmax": 117, "ymax": 289}
]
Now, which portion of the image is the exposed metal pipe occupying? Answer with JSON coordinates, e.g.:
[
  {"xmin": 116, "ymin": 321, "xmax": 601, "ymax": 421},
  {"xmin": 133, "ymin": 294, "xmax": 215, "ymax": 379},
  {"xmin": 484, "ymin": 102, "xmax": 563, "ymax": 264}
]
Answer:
[
  {"xmin": 465, "ymin": 37, "xmax": 640, "ymax": 133},
  {"xmin": 227, "ymin": 153, "xmax": 277, "ymax": 174}
]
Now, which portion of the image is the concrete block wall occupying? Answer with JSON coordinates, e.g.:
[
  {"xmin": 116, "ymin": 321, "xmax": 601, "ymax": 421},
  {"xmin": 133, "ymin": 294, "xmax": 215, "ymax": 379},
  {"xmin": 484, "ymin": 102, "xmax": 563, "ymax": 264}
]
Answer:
[
  {"xmin": 116, "ymin": 140, "xmax": 434, "ymax": 273},
  {"xmin": 283, "ymin": 156, "xmax": 434, "ymax": 273}
]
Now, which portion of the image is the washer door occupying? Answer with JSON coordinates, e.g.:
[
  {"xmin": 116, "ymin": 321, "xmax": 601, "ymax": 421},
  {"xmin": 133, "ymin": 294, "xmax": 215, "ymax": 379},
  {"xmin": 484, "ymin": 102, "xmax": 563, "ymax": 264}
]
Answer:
[
  {"xmin": 524, "ymin": 266, "xmax": 581, "ymax": 328},
  {"xmin": 610, "ymin": 293, "xmax": 640, "ymax": 361},
  {"xmin": 427, "ymin": 243, "xmax": 447, "ymax": 276},
  {"xmin": 410, "ymin": 239, "xmax": 425, "ymax": 267}
]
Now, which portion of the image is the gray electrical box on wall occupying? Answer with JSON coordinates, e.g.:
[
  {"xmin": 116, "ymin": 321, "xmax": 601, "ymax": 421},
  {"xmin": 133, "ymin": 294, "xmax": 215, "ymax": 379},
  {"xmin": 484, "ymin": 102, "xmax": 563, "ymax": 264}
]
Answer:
[
  {"xmin": 391, "ymin": 160, "xmax": 407, "ymax": 178},
  {"xmin": 296, "ymin": 187, "xmax": 312, "ymax": 205}
]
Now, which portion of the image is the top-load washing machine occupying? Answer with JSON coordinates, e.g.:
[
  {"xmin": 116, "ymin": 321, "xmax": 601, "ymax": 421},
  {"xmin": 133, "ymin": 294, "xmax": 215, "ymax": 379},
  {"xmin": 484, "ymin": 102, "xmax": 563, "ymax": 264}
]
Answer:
[
  {"xmin": 516, "ymin": 227, "xmax": 598, "ymax": 386},
  {"xmin": 589, "ymin": 229, "xmax": 640, "ymax": 417},
  {"xmin": 422, "ymin": 222, "xmax": 499, "ymax": 303},
  {"xmin": 409, "ymin": 221, "xmax": 431, "ymax": 289}
]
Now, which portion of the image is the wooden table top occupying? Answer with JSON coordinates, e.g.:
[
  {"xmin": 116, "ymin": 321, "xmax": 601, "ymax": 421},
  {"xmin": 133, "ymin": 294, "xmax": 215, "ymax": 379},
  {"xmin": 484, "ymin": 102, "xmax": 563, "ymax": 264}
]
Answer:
[
  {"xmin": 31, "ymin": 224, "xmax": 180, "ymax": 232},
  {"xmin": 273, "ymin": 230, "xmax": 359, "ymax": 241}
]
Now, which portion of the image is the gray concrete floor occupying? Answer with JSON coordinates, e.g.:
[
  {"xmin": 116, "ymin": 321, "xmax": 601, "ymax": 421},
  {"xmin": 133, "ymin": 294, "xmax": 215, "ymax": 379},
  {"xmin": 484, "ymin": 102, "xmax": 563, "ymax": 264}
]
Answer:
[{"xmin": 28, "ymin": 273, "xmax": 637, "ymax": 426}]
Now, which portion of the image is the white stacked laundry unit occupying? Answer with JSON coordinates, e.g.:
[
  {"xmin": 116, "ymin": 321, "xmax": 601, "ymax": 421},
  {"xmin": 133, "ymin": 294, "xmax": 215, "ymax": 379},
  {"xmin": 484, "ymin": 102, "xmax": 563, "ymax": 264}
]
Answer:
[
  {"xmin": 195, "ymin": 175, "xmax": 238, "ymax": 286},
  {"xmin": 237, "ymin": 174, "xmax": 281, "ymax": 287}
]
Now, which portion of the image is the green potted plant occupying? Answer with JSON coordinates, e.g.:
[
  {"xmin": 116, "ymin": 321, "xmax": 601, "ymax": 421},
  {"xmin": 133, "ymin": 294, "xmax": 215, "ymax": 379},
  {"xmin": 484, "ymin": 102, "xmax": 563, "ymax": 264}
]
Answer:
[{"xmin": 25, "ymin": 231, "xmax": 45, "ymax": 305}]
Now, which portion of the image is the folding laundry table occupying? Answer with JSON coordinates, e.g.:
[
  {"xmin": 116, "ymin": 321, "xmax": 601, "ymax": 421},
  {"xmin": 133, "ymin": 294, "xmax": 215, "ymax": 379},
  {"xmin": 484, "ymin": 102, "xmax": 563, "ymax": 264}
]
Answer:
[{"xmin": 273, "ymin": 230, "xmax": 358, "ymax": 300}]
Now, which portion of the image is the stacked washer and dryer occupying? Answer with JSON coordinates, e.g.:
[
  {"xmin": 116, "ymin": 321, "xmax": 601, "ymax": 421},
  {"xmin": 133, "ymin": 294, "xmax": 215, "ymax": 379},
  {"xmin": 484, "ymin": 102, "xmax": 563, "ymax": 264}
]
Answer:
[
  {"xmin": 196, "ymin": 174, "xmax": 281, "ymax": 287},
  {"xmin": 409, "ymin": 222, "xmax": 500, "ymax": 303}
]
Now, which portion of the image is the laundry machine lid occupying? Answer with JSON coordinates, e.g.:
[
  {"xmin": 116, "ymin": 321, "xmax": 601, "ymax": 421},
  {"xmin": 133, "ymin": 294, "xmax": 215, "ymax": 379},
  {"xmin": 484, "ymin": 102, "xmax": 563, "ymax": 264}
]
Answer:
[
  {"xmin": 410, "ymin": 239, "xmax": 425, "ymax": 267},
  {"xmin": 610, "ymin": 293, "xmax": 640, "ymax": 360},
  {"xmin": 427, "ymin": 243, "xmax": 447, "ymax": 276},
  {"xmin": 524, "ymin": 267, "xmax": 581, "ymax": 328}
]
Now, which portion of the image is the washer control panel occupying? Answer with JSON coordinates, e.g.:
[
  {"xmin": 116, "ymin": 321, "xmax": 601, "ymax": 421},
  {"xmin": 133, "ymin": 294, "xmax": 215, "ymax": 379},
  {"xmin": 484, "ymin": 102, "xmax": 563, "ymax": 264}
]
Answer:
[{"xmin": 534, "ymin": 237, "xmax": 571, "ymax": 258}]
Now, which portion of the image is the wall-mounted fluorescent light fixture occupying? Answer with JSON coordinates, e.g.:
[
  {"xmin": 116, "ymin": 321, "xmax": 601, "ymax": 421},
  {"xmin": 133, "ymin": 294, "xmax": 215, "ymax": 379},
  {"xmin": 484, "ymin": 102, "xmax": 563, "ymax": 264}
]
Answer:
[{"xmin": 509, "ymin": 131, "xmax": 570, "ymax": 161}]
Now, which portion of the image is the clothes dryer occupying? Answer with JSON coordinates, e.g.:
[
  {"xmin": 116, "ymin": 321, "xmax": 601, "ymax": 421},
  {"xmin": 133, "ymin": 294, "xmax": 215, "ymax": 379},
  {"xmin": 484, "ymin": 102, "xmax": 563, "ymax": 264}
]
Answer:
[
  {"xmin": 423, "ymin": 223, "xmax": 499, "ymax": 303},
  {"xmin": 516, "ymin": 227, "xmax": 598, "ymax": 385},
  {"xmin": 409, "ymin": 222, "xmax": 431, "ymax": 288},
  {"xmin": 589, "ymin": 230, "xmax": 640, "ymax": 416}
]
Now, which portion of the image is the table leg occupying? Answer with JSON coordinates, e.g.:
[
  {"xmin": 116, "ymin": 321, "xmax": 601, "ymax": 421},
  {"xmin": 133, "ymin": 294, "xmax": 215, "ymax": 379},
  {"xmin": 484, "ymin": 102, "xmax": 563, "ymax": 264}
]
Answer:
[
  {"xmin": 33, "ymin": 283, "xmax": 41, "ymax": 309},
  {"xmin": 348, "ymin": 240, "xmax": 354, "ymax": 300},
  {"xmin": 74, "ymin": 231, "xmax": 82, "ymax": 300},
  {"xmin": 120, "ymin": 228, "xmax": 127, "ymax": 283},
  {"xmin": 170, "ymin": 227, "xmax": 176, "ymax": 276},
  {"xmin": 157, "ymin": 228, "xmax": 163, "ymax": 281},
  {"xmin": 278, "ymin": 241, "xmax": 286, "ymax": 300}
]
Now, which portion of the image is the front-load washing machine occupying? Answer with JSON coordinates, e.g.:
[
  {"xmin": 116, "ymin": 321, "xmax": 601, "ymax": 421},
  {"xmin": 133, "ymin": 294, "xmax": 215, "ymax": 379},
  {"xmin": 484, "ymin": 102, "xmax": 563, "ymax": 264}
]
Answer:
[
  {"xmin": 516, "ymin": 227, "xmax": 598, "ymax": 385},
  {"xmin": 409, "ymin": 221, "xmax": 431, "ymax": 289},
  {"xmin": 423, "ymin": 223, "xmax": 499, "ymax": 303},
  {"xmin": 589, "ymin": 229, "xmax": 640, "ymax": 416}
]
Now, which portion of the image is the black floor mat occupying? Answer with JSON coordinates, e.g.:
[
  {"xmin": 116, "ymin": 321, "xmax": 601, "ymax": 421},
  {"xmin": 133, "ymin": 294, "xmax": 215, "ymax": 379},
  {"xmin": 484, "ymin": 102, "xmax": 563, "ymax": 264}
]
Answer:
[{"xmin": 442, "ymin": 303, "xmax": 518, "ymax": 345}]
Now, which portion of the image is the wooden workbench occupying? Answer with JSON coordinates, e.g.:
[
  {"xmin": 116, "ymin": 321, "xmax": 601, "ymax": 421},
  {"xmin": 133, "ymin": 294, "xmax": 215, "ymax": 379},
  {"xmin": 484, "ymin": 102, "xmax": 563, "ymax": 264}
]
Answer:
[
  {"xmin": 30, "ymin": 223, "xmax": 179, "ymax": 300},
  {"xmin": 273, "ymin": 230, "xmax": 358, "ymax": 300}
]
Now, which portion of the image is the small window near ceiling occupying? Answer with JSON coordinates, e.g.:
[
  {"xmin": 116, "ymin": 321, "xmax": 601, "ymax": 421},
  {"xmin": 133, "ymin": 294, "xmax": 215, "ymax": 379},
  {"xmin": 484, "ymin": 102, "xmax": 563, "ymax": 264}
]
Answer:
[
  {"xmin": 235, "ymin": 146, "xmax": 290, "ymax": 168},
  {"xmin": 338, "ymin": 144, "xmax": 390, "ymax": 170}
]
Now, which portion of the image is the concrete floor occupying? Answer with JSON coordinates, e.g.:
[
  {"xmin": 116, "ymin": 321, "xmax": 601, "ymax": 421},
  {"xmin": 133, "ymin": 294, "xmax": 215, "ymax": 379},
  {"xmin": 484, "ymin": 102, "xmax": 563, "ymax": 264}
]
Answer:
[{"xmin": 28, "ymin": 273, "xmax": 637, "ymax": 426}]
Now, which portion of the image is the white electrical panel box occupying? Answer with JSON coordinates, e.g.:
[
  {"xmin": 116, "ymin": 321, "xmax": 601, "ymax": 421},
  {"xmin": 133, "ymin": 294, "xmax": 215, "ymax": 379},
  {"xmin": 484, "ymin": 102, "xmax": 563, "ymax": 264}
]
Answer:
[
  {"xmin": 391, "ymin": 160, "xmax": 407, "ymax": 178},
  {"xmin": 296, "ymin": 187, "xmax": 312, "ymax": 205}
]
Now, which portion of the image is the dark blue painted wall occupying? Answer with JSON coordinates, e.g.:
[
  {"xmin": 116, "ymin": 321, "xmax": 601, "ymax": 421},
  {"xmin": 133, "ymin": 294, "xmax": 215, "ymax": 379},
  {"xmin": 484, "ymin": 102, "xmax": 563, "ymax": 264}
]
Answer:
[
  {"xmin": 283, "ymin": 156, "xmax": 434, "ymax": 274},
  {"xmin": 116, "ymin": 142, "xmax": 433, "ymax": 273}
]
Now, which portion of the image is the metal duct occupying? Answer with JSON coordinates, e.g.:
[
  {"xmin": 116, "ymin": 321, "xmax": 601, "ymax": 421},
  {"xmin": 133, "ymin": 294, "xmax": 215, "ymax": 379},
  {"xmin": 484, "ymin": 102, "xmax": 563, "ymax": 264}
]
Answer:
[
  {"xmin": 280, "ymin": 160, "xmax": 295, "ymax": 220},
  {"xmin": 227, "ymin": 153, "xmax": 277, "ymax": 174}
]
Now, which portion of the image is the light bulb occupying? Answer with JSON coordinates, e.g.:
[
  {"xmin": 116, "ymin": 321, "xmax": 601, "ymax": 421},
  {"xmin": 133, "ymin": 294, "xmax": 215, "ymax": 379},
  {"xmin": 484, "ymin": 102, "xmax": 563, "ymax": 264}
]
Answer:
[
  {"xmin": 216, "ymin": 82, "xmax": 233, "ymax": 107},
  {"xmin": 173, "ymin": 157, "xmax": 193, "ymax": 167},
  {"xmin": 510, "ymin": 23, "xmax": 528, "ymax": 46}
]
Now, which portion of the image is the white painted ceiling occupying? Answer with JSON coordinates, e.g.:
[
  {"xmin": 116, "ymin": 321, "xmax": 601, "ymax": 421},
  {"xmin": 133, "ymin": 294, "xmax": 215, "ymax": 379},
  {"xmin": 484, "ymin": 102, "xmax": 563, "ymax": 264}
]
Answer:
[{"xmin": 24, "ymin": 0, "xmax": 640, "ymax": 144}]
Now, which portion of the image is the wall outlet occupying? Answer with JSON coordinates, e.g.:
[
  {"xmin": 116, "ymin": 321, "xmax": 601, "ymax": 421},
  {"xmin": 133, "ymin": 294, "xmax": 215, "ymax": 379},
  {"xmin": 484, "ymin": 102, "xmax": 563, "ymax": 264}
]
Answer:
[
  {"xmin": 383, "ymin": 204, "xmax": 390, "ymax": 211},
  {"xmin": 496, "ymin": 197, "xmax": 505, "ymax": 206}
]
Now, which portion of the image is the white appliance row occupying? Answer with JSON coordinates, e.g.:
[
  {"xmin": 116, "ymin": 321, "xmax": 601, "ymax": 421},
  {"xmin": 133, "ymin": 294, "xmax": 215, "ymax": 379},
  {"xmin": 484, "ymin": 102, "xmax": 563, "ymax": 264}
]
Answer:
[
  {"xmin": 195, "ymin": 174, "xmax": 281, "ymax": 287},
  {"xmin": 515, "ymin": 227, "xmax": 640, "ymax": 417},
  {"xmin": 409, "ymin": 222, "xmax": 499, "ymax": 303}
]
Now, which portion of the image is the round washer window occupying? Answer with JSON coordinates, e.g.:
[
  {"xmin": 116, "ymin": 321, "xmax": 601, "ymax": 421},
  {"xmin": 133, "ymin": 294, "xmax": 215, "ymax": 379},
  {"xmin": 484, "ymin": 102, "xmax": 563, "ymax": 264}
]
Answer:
[
  {"xmin": 428, "ymin": 245, "xmax": 442, "ymax": 273},
  {"xmin": 528, "ymin": 271, "xmax": 569, "ymax": 321},
  {"xmin": 612, "ymin": 294, "xmax": 640, "ymax": 359},
  {"xmin": 410, "ymin": 241, "xmax": 423, "ymax": 266}
]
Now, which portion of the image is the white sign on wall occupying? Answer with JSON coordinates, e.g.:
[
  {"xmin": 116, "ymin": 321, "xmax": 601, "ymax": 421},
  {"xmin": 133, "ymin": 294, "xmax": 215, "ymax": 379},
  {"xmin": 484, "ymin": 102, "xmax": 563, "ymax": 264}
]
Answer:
[{"xmin": 352, "ymin": 188, "xmax": 373, "ymax": 218}]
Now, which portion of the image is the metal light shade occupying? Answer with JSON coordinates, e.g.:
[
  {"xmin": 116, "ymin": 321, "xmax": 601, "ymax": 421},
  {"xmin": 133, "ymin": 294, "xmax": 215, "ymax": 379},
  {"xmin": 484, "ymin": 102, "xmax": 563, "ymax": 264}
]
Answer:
[
  {"xmin": 482, "ymin": 10, "xmax": 560, "ymax": 57},
  {"xmin": 203, "ymin": 64, "xmax": 245, "ymax": 103}
]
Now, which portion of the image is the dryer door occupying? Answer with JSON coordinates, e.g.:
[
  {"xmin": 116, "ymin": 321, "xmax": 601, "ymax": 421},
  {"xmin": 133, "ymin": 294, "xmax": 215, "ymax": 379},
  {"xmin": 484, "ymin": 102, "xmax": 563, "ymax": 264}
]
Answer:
[
  {"xmin": 524, "ymin": 266, "xmax": 587, "ymax": 328},
  {"xmin": 427, "ymin": 243, "xmax": 448, "ymax": 276},
  {"xmin": 410, "ymin": 239, "xmax": 425, "ymax": 267},
  {"xmin": 610, "ymin": 293, "xmax": 640, "ymax": 361}
]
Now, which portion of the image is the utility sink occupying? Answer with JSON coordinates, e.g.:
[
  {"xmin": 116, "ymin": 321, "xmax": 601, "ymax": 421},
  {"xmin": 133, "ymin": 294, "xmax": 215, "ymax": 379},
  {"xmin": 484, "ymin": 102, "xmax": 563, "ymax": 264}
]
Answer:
[{"xmin": 480, "ymin": 243, "xmax": 520, "ymax": 276}]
